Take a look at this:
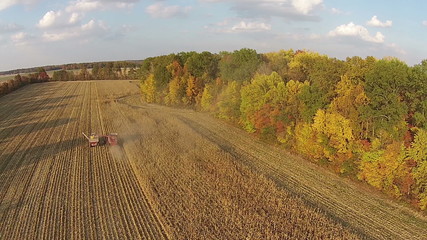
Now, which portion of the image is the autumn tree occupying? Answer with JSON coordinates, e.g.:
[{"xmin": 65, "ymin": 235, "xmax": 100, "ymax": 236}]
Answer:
[
  {"xmin": 165, "ymin": 61, "xmax": 186, "ymax": 105},
  {"xmin": 78, "ymin": 66, "xmax": 91, "ymax": 80},
  {"xmin": 407, "ymin": 128, "xmax": 427, "ymax": 209},
  {"xmin": 201, "ymin": 84, "xmax": 214, "ymax": 111},
  {"xmin": 358, "ymin": 141, "xmax": 410, "ymax": 197},
  {"xmin": 240, "ymin": 72, "xmax": 285, "ymax": 133},
  {"xmin": 330, "ymin": 75, "xmax": 368, "ymax": 139},
  {"xmin": 294, "ymin": 122, "xmax": 323, "ymax": 160},
  {"xmin": 140, "ymin": 74, "xmax": 157, "ymax": 103},
  {"xmin": 184, "ymin": 75, "xmax": 204, "ymax": 106},
  {"xmin": 37, "ymin": 67, "xmax": 50, "ymax": 82}
]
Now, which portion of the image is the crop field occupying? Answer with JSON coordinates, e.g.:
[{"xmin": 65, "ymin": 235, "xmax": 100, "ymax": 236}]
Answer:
[
  {"xmin": 1, "ymin": 81, "xmax": 426, "ymax": 239},
  {"xmin": 0, "ymin": 75, "xmax": 14, "ymax": 82}
]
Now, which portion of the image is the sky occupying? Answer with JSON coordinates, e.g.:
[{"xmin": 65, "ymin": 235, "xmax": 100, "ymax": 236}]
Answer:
[{"xmin": 0, "ymin": 0, "xmax": 426, "ymax": 71}]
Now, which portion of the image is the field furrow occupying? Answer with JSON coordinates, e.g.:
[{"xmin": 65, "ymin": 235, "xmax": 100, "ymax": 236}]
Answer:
[{"xmin": 0, "ymin": 81, "xmax": 167, "ymax": 239}]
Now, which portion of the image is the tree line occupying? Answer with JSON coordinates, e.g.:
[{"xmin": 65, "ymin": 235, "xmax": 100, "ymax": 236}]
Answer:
[
  {"xmin": 138, "ymin": 49, "xmax": 427, "ymax": 211},
  {"xmin": 0, "ymin": 61, "xmax": 140, "ymax": 96},
  {"xmin": 0, "ymin": 60, "xmax": 142, "ymax": 76},
  {"xmin": 51, "ymin": 61, "xmax": 140, "ymax": 81},
  {"xmin": 0, "ymin": 68, "xmax": 50, "ymax": 97}
]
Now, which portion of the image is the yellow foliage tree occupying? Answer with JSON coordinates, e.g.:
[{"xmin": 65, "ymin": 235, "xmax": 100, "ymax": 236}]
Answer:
[
  {"xmin": 407, "ymin": 128, "xmax": 427, "ymax": 209},
  {"xmin": 312, "ymin": 109, "xmax": 354, "ymax": 161},
  {"xmin": 165, "ymin": 76, "xmax": 186, "ymax": 105},
  {"xmin": 140, "ymin": 74, "xmax": 157, "ymax": 103},
  {"xmin": 201, "ymin": 84, "xmax": 214, "ymax": 111},
  {"xmin": 358, "ymin": 142, "xmax": 409, "ymax": 197},
  {"xmin": 294, "ymin": 122, "xmax": 323, "ymax": 160},
  {"xmin": 330, "ymin": 75, "xmax": 368, "ymax": 139}
]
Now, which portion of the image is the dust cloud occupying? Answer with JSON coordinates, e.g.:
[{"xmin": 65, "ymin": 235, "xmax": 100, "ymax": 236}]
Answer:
[{"xmin": 109, "ymin": 145, "xmax": 125, "ymax": 159}]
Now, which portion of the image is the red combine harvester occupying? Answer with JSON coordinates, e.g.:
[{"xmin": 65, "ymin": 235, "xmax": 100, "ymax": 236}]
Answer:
[{"xmin": 82, "ymin": 132, "xmax": 118, "ymax": 147}]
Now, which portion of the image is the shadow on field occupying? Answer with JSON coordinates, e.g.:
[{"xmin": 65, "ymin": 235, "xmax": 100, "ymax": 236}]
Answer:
[
  {"xmin": 0, "ymin": 95, "xmax": 77, "ymax": 126},
  {"xmin": 0, "ymin": 138, "xmax": 80, "ymax": 174},
  {"xmin": 1, "ymin": 95, "xmax": 78, "ymax": 110},
  {"xmin": 0, "ymin": 118, "xmax": 76, "ymax": 142}
]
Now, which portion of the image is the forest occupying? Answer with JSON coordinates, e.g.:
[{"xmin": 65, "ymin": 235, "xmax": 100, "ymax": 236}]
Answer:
[{"xmin": 137, "ymin": 49, "xmax": 427, "ymax": 210}]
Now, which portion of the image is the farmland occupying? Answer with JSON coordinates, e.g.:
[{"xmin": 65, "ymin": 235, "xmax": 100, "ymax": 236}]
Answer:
[{"xmin": 1, "ymin": 81, "xmax": 426, "ymax": 239}]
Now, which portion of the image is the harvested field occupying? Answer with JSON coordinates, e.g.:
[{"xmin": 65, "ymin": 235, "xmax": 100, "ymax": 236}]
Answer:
[{"xmin": 1, "ymin": 80, "xmax": 426, "ymax": 239}]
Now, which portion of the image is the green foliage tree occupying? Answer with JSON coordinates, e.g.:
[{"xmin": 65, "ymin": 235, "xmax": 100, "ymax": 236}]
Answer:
[
  {"xmin": 219, "ymin": 48, "xmax": 261, "ymax": 82},
  {"xmin": 361, "ymin": 59, "xmax": 410, "ymax": 140},
  {"xmin": 185, "ymin": 51, "xmax": 219, "ymax": 80},
  {"xmin": 52, "ymin": 69, "xmax": 75, "ymax": 81},
  {"xmin": 344, "ymin": 56, "xmax": 376, "ymax": 83},
  {"xmin": 262, "ymin": 49, "xmax": 294, "ymax": 80},
  {"xmin": 298, "ymin": 84, "xmax": 328, "ymax": 123},
  {"xmin": 217, "ymin": 81, "xmax": 241, "ymax": 121},
  {"xmin": 408, "ymin": 60, "xmax": 427, "ymax": 128}
]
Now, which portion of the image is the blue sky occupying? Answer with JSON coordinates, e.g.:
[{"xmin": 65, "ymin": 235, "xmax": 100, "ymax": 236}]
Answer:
[{"xmin": 0, "ymin": 0, "xmax": 426, "ymax": 71}]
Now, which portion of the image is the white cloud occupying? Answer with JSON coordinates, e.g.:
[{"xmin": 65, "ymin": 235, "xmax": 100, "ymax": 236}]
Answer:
[
  {"xmin": 329, "ymin": 22, "xmax": 385, "ymax": 43},
  {"xmin": 331, "ymin": 8, "xmax": 342, "ymax": 14},
  {"xmin": 205, "ymin": 18, "xmax": 271, "ymax": 33},
  {"xmin": 231, "ymin": 21, "xmax": 271, "ymax": 32},
  {"xmin": 37, "ymin": 10, "xmax": 82, "ymax": 29},
  {"xmin": 0, "ymin": 0, "xmax": 40, "ymax": 11},
  {"xmin": 66, "ymin": 0, "xmax": 101, "ymax": 12},
  {"xmin": 423, "ymin": 20, "xmax": 427, "ymax": 26},
  {"xmin": 38, "ymin": 11, "xmax": 62, "ymax": 28},
  {"xmin": 66, "ymin": 0, "xmax": 138, "ymax": 12},
  {"xmin": 330, "ymin": 7, "xmax": 349, "ymax": 15},
  {"xmin": 11, "ymin": 32, "xmax": 27, "ymax": 42},
  {"xmin": 42, "ymin": 19, "xmax": 108, "ymax": 42},
  {"xmin": 367, "ymin": 16, "xmax": 392, "ymax": 27},
  {"xmin": 201, "ymin": 0, "xmax": 321, "ymax": 21},
  {"xmin": 146, "ymin": 3, "xmax": 192, "ymax": 19},
  {"xmin": 11, "ymin": 32, "xmax": 34, "ymax": 46},
  {"xmin": 69, "ymin": 12, "xmax": 82, "ymax": 24},
  {"xmin": 291, "ymin": 0, "xmax": 322, "ymax": 15}
]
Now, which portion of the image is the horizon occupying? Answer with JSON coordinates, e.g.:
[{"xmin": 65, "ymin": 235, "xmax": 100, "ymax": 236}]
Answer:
[{"xmin": 1, "ymin": 0, "xmax": 426, "ymax": 71}]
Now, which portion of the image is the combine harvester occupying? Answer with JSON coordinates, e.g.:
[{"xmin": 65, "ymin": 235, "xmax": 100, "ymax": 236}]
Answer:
[{"xmin": 82, "ymin": 132, "xmax": 118, "ymax": 147}]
